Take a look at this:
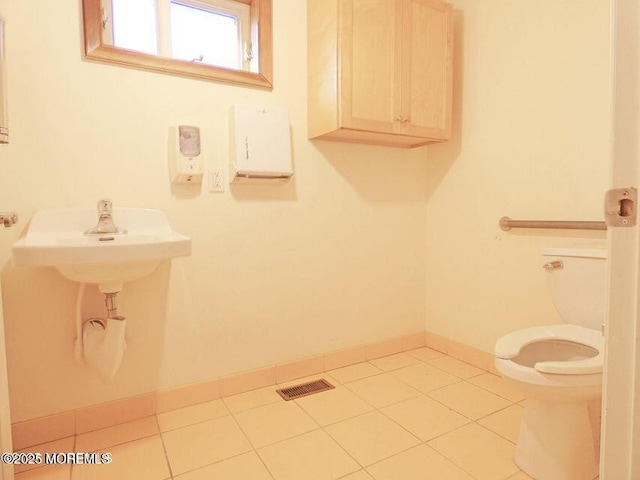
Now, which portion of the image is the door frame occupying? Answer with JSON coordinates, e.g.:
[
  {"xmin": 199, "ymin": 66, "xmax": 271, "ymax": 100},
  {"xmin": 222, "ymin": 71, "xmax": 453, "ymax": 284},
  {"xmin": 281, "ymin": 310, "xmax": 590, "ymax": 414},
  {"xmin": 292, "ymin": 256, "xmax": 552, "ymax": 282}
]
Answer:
[
  {"xmin": 0, "ymin": 287, "xmax": 12, "ymax": 479},
  {"xmin": 601, "ymin": 0, "xmax": 640, "ymax": 477}
]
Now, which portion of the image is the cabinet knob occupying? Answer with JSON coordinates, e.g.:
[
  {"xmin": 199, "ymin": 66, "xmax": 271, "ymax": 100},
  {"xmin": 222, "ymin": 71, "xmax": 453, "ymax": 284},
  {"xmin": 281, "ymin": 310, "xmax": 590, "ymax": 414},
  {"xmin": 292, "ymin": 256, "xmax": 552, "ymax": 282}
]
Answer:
[{"xmin": 395, "ymin": 115, "xmax": 411, "ymax": 125}]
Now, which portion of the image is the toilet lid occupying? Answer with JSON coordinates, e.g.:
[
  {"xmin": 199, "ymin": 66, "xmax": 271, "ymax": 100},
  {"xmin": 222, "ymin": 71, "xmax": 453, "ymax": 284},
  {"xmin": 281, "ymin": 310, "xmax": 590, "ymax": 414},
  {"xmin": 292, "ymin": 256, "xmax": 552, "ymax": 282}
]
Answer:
[{"xmin": 495, "ymin": 324, "xmax": 603, "ymax": 375}]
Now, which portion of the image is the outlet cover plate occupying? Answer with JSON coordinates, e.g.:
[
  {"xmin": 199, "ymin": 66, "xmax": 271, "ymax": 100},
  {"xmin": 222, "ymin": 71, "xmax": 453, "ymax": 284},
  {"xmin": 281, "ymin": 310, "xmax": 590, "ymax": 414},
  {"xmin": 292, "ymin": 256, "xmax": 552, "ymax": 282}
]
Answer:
[{"xmin": 208, "ymin": 168, "xmax": 225, "ymax": 193}]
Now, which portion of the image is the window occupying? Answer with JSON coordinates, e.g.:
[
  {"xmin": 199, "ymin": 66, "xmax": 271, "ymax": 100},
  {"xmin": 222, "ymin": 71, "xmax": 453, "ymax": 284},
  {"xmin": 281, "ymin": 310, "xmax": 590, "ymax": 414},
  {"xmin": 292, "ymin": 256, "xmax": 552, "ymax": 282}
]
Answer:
[
  {"xmin": 106, "ymin": 0, "xmax": 251, "ymax": 71},
  {"xmin": 110, "ymin": 0, "xmax": 158, "ymax": 55},
  {"xmin": 83, "ymin": 0, "xmax": 273, "ymax": 89}
]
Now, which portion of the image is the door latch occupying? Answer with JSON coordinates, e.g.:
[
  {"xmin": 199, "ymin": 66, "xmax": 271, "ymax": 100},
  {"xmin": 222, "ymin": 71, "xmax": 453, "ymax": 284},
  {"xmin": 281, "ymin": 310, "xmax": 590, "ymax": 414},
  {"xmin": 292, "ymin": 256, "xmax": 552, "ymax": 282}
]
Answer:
[{"xmin": 605, "ymin": 188, "xmax": 637, "ymax": 227}]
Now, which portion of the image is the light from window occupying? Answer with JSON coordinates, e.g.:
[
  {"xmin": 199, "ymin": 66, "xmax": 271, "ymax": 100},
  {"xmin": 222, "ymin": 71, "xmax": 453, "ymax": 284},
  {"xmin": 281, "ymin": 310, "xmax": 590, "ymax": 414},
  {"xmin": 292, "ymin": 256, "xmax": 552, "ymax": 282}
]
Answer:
[
  {"xmin": 111, "ymin": 0, "xmax": 159, "ymax": 55},
  {"xmin": 169, "ymin": 2, "xmax": 240, "ymax": 69}
]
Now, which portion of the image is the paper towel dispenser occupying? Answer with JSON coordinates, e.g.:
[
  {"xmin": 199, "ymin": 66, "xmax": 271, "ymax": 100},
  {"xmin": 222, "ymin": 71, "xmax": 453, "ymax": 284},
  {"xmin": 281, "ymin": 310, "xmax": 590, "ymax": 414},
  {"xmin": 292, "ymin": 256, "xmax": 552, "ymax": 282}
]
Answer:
[{"xmin": 229, "ymin": 104, "xmax": 293, "ymax": 183}]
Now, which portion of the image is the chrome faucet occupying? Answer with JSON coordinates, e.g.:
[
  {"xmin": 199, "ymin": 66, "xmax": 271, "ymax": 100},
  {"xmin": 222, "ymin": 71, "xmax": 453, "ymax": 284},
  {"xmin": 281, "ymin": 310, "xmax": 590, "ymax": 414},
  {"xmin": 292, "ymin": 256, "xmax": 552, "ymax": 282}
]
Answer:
[{"xmin": 85, "ymin": 199, "xmax": 127, "ymax": 235}]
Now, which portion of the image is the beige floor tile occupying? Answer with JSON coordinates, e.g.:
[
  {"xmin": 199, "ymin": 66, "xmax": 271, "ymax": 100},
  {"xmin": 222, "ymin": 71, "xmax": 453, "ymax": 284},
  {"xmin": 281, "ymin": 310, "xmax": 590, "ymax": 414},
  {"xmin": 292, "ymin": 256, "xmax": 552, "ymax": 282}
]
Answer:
[
  {"xmin": 174, "ymin": 451, "xmax": 272, "ymax": 480},
  {"xmin": 16, "ymin": 465, "xmax": 71, "ymax": 480},
  {"xmin": 328, "ymin": 362, "xmax": 383, "ymax": 384},
  {"xmin": 258, "ymin": 429, "xmax": 360, "ymax": 480},
  {"xmin": 391, "ymin": 363, "xmax": 460, "ymax": 393},
  {"xmin": 222, "ymin": 385, "xmax": 283, "ymax": 413},
  {"xmin": 345, "ymin": 373, "xmax": 420, "ymax": 408},
  {"xmin": 325, "ymin": 411, "xmax": 420, "ymax": 466},
  {"xmin": 296, "ymin": 386, "xmax": 374, "ymax": 426},
  {"xmin": 380, "ymin": 395, "xmax": 470, "ymax": 441},
  {"xmin": 72, "ymin": 435, "xmax": 170, "ymax": 480},
  {"xmin": 428, "ymin": 423, "xmax": 519, "ymax": 480},
  {"xmin": 162, "ymin": 415, "xmax": 252, "ymax": 475},
  {"xmin": 75, "ymin": 416, "xmax": 158, "ymax": 452},
  {"xmin": 427, "ymin": 356, "xmax": 485, "ymax": 379},
  {"xmin": 369, "ymin": 353, "xmax": 421, "ymax": 372},
  {"xmin": 477, "ymin": 404, "xmax": 523, "ymax": 443},
  {"xmin": 156, "ymin": 399, "xmax": 229, "ymax": 432},
  {"xmin": 405, "ymin": 347, "xmax": 445, "ymax": 362},
  {"xmin": 233, "ymin": 400, "xmax": 318, "ymax": 448},
  {"xmin": 367, "ymin": 444, "xmax": 475, "ymax": 480},
  {"xmin": 467, "ymin": 373, "xmax": 527, "ymax": 403},
  {"xmin": 507, "ymin": 472, "xmax": 535, "ymax": 480},
  {"xmin": 16, "ymin": 436, "xmax": 74, "ymax": 474},
  {"xmin": 340, "ymin": 471, "xmax": 375, "ymax": 480},
  {"xmin": 428, "ymin": 382, "xmax": 511, "ymax": 420}
]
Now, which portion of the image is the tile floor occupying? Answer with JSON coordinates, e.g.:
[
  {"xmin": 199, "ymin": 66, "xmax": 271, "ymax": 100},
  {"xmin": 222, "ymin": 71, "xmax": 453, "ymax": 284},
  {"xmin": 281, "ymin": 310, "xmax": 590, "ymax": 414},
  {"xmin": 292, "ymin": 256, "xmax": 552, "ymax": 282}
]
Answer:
[{"xmin": 16, "ymin": 348, "xmax": 540, "ymax": 480}]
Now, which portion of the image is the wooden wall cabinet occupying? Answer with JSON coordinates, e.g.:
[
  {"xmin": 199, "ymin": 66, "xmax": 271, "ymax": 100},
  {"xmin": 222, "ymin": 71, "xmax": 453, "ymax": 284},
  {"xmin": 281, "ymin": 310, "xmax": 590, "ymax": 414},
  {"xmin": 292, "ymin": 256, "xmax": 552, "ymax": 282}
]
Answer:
[{"xmin": 308, "ymin": 0, "xmax": 453, "ymax": 148}]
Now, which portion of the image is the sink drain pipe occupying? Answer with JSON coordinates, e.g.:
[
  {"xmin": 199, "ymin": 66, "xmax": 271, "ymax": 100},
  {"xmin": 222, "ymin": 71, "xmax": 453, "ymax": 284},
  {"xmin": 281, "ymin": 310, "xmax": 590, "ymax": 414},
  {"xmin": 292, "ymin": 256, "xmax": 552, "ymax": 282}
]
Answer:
[
  {"xmin": 105, "ymin": 292, "xmax": 118, "ymax": 318},
  {"xmin": 73, "ymin": 283, "xmax": 86, "ymax": 362}
]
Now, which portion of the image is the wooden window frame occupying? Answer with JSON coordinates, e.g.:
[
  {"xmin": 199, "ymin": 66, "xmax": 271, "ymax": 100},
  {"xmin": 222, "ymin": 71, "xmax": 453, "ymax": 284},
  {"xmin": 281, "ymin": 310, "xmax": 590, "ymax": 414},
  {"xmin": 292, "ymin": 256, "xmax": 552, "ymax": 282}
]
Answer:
[{"xmin": 82, "ymin": 0, "xmax": 273, "ymax": 89}]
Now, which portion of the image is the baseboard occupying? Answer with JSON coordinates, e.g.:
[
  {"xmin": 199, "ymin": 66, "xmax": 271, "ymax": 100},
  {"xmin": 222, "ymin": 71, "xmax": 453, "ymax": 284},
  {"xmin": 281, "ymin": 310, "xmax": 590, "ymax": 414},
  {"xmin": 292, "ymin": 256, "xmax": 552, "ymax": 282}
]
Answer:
[
  {"xmin": 424, "ymin": 331, "xmax": 498, "ymax": 376},
  {"xmin": 12, "ymin": 331, "xmax": 429, "ymax": 450}
]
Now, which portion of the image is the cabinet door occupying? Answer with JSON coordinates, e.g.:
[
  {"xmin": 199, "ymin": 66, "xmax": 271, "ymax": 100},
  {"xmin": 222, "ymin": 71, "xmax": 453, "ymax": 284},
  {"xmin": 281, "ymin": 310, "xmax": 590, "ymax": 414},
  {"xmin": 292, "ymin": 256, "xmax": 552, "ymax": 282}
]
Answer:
[
  {"xmin": 340, "ymin": 0, "xmax": 403, "ymax": 133},
  {"xmin": 401, "ymin": 0, "xmax": 452, "ymax": 139}
]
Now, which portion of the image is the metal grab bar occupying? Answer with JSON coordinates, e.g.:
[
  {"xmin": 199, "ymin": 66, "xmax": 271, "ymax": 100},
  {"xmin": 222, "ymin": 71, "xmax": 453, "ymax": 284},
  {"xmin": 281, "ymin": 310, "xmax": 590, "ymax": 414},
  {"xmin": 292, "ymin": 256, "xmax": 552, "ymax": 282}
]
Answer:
[{"xmin": 499, "ymin": 216, "xmax": 607, "ymax": 231}]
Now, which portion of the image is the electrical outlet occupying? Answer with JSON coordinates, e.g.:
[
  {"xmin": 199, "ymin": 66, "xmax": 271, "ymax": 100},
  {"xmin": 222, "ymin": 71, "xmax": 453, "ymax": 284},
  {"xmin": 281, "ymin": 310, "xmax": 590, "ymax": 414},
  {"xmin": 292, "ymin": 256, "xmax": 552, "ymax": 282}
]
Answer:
[{"xmin": 208, "ymin": 168, "xmax": 225, "ymax": 193}]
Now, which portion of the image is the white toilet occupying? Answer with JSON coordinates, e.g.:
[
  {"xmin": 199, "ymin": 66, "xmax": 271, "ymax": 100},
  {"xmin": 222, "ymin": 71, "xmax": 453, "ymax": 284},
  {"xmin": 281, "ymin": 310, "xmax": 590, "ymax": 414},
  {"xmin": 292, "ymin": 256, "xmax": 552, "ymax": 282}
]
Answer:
[{"xmin": 495, "ymin": 245, "xmax": 606, "ymax": 480}]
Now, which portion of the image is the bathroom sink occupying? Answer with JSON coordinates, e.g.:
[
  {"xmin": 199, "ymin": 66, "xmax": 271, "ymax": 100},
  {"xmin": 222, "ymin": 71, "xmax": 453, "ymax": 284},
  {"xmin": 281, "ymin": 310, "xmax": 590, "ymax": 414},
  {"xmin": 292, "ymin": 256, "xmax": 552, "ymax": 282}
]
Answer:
[{"xmin": 12, "ymin": 207, "xmax": 191, "ymax": 292}]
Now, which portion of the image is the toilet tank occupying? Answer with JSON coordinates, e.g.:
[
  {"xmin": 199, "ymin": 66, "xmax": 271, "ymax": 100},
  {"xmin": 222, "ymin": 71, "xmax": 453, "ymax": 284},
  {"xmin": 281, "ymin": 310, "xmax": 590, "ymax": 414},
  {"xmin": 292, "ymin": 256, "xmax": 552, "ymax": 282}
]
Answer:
[{"xmin": 541, "ymin": 246, "xmax": 607, "ymax": 331}]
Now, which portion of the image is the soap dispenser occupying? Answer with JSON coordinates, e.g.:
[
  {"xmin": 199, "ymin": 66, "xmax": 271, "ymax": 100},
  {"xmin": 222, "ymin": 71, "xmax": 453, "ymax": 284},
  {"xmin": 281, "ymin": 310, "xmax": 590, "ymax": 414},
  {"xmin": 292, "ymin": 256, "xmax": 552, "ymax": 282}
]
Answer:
[{"xmin": 170, "ymin": 125, "xmax": 204, "ymax": 184}]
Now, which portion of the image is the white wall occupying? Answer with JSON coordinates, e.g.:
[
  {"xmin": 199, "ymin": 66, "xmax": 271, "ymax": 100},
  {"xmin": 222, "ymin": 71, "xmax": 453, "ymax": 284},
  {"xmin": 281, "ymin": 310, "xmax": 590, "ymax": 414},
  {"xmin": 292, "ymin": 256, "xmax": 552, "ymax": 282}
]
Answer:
[
  {"xmin": 0, "ymin": 1, "xmax": 429, "ymax": 422},
  {"xmin": 425, "ymin": 0, "xmax": 611, "ymax": 352},
  {"xmin": 0, "ymin": 0, "xmax": 612, "ymax": 424}
]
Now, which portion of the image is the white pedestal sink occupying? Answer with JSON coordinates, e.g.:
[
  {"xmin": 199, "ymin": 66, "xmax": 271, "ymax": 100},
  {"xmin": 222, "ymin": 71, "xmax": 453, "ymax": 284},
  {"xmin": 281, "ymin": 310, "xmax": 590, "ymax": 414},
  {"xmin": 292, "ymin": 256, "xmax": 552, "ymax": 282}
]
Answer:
[
  {"xmin": 11, "ymin": 205, "xmax": 191, "ymax": 381},
  {"xmin": 12, "ymin": 207, "xmax": 191, "ymax": 292}
]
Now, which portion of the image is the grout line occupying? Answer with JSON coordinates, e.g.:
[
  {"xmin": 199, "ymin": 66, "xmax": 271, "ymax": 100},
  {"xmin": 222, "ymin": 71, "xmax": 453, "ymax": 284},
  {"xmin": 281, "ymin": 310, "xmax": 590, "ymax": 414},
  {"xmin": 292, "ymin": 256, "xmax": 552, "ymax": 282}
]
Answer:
[
  {"xmin": 226, "ymin": 405, "xmax": 260, "ymax": 449},
  {"xmin": 69, "ymin": 435, "xmax": 76, "ymax": 480},
  {"xmin": 155, "ymin": 414, "xmax": 175, "ymax": 480},
  {"xmin": 316, "ymin": 425, "xmax": 364, "ymax": 474},
  {"xmin": 474, "ymin": 400, "xmax": 521, "ymax": 422},
  {"xmin": 322, "ymin": 416, "xmax": 420, "ymax": 472},
  {"xmin": 232, "ymin": 401, "xmax": 325, "ymax": 451},
  {"xmin": 309, "ymin": 385, "xmax": 425, "ymax": 470},
  {"xmin": 326, "ymin": 363, "xmax": 384, "ymax": 384},
  {"xmin": 473, "ymin": 419, "xmax": 518, "ymax": 446},
  {"xmin": 170, "ymin": 450, "xmax": 275, "ymax": 480},
  {"xmin": 221, "ymin": 388, "xmax": 284, "ymax": 415},
  {"xmin": 254, "ymin": 451, "xmax": 277, "ymax": 480},
  {"xmin": 155, "ymin": 411, "xmax": 230, "ymax": 435},
  {"xmin": 320, "ymin": 422, "xmax": 365, "ymax": 478},
  {"xmin": 218, "ymin": 395, "xmax": 369, "ymax": 475},
  {"xmin": 62, "ymin": 350, "xmax": 525, "ymax": 480},
  {"xmin": 375, "ymin": 400, "xmax": 428, "ymax": 440},
  {"xmin": 417, "ymin": 417, "xmax": 472, "ymax": 444},
  {"xmin": 424, "ymin": 437, "xmax": 485, "ymax": 480},
  {"xmin": 358, "ymin": 441, "xmax": 423, "ymax": 471},
  {"xmin": 423, "ymin": 388, "xmax": 503, "ymax": 424},
  {"xmin": 225, "ymin": 409, "xmax": 276, "ymax": 479},
  {"xmin": 335, "ymin": 470, "xmax": 369, "ymax": 479}
]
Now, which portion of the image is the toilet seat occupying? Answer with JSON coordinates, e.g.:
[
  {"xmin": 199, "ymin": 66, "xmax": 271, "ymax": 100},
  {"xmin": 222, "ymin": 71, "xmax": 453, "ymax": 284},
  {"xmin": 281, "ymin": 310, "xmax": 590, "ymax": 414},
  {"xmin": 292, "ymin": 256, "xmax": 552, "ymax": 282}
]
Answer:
[{"xmin": 495, "ymin": 324, "xmax": 603, "ymax": 375}]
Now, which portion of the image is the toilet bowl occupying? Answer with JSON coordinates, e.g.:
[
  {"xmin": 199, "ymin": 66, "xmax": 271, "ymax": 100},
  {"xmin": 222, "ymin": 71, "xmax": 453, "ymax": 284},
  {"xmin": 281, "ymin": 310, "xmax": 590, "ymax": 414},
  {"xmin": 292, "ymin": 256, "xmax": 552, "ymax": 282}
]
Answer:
[{"xmin": 494, "ymin": 246, "xmax": 606, "ymax": 480}]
